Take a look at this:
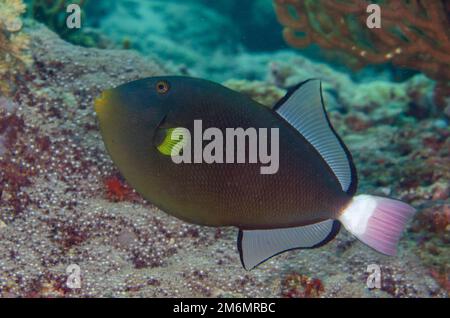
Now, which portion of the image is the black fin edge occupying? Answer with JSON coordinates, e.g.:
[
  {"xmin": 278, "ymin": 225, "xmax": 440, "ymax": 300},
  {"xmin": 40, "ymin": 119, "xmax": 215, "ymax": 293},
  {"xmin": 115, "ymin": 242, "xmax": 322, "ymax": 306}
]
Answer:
[
  {"xmin": 272, "ymin": 78, "xmax": 319, "ymax": 112},
  {"xmin": 237, "ymin": 221, "xmax": 341, "ymax": 271},
  {"xmin": 237, "ymin": 229, "xmax": 245, "ymax": 269},
  {"xmin": 273, "ymin": 78, "xmax": 358, "ymax": 195},
  {"xmin": 318, "ymin": 81, "xmax": 358, "ymax": 195}
]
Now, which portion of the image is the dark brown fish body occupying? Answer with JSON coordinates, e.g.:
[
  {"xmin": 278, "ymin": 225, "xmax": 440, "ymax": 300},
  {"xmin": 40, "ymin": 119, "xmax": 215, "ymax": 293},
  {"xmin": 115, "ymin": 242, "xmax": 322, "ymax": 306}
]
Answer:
[
  {"xmin": 95, "ymin": 76, "xmax": 414, "ymax": 269},
  {"xmin": 96, "ymin": 77, "xmax": 351, "ymax": 229}
]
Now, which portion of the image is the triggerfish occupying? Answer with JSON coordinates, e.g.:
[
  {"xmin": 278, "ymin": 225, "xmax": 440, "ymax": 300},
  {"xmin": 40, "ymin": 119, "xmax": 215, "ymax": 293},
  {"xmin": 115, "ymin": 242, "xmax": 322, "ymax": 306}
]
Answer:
[{"xmin": 95, "ymin": 77, "xmax": 416, "ymax": 270}]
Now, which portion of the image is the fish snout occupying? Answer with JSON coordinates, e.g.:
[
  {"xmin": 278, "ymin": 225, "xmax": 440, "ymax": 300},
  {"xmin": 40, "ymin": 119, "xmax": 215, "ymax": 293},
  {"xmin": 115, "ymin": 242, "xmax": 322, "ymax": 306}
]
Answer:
[{"xmin": 94, "ymin": 89, "xmax": 113, "ymax": 115}]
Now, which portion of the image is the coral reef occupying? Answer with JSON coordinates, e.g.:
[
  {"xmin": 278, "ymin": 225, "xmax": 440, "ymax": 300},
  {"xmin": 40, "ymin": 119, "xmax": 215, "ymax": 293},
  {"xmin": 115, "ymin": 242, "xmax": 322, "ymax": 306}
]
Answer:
[
  {"xmin": 0, "ymin": 0, "xmax": 30, "ymax": 95},
  {"xmin": 410, "ymin": 202, "xmax": 449, "ymax": 294},
  {"xmin": 0, "ymin": 21, "xmax": 448, "ymax": 297},
  {"xmin": 273, "ymin": 0, "xmax": 450, "ymax": 110},
  {"xmin": 222, "ymin": 79, "xmax": 285, "ymax": 107}
]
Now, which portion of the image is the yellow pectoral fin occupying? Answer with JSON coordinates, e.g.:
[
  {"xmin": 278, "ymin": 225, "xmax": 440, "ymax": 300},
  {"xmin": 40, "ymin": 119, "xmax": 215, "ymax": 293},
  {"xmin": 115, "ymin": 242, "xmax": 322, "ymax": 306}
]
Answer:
[{"xmin": 156, "ymin": 128, "xmax": 187, "ymax": 156}]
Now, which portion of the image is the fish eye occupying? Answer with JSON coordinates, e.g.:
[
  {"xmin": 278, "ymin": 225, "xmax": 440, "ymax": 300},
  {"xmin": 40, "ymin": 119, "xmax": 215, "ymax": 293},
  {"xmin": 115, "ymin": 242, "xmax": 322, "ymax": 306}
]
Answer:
[{"xmin": 156, "ymin": 81, "xmax": 170, "ymax": 94}]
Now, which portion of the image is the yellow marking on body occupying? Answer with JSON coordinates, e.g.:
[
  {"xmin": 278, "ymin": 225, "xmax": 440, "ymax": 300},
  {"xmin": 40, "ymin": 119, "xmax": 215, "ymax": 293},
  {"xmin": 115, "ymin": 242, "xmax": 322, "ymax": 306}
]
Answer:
[{"xmin": 157, "ymin": 128, "xmax": 187, "ymax": 156}]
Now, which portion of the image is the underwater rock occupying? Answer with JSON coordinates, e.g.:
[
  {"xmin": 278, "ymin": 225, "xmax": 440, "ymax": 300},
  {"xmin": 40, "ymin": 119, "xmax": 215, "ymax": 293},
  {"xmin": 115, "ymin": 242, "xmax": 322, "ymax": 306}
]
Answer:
[
  {"xmin": 0, "ymin": 19, "xmax": 448, "ymax": 297},
  {"xmin": 267, "ymin": 55, "xmax": 437, "ymax": 118}
]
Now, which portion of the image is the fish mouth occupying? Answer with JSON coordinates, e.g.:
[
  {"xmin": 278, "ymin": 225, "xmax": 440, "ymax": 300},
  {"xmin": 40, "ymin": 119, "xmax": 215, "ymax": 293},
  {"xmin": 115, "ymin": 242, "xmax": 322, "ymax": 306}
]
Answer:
[{"xmin": 94, "ymin": 89, "xmax": 112, "ymax": 115}]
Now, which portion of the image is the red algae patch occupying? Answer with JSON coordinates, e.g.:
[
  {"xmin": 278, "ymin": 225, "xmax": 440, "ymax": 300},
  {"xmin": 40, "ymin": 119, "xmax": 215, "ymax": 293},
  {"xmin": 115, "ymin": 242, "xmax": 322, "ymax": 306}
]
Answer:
[{"xmin": 281, "ymin": 273, "xmax": 324, "ymax": 298}]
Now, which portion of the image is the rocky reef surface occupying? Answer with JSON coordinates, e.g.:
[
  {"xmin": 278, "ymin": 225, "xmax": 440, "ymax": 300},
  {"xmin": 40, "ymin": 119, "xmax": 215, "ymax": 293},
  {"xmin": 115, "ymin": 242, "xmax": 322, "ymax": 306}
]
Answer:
[{"xmin": 0, "ymin": 23, "xmax": 448, "ymax": 298}]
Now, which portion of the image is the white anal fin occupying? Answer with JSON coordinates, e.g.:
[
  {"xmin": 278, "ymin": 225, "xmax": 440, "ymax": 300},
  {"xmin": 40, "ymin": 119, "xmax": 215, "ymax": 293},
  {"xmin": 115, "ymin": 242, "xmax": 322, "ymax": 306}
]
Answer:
[
  {"xmin": 237, "ymin": 220, "xmax": 340, "ymax": 270},
  {"xmin": 274, "ymin": 79, "xmax": 356, "ymax": 194}
]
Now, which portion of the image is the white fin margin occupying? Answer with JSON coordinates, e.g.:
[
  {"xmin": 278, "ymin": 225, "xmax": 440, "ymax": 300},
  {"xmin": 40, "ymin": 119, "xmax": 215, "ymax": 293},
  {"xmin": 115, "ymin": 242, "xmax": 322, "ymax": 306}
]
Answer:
[{"xmin": 275, "ymin": 80, "xmax": 351, "ymax": 191}]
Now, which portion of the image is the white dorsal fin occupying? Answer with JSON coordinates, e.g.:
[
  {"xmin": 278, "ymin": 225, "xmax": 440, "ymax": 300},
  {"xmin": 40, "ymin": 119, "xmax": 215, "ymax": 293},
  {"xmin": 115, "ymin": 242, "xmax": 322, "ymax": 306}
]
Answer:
[
  {"xmin": 274, "ymin": 79, "xmax": 353, "ymax": 192},
  {"xmin": 238, "ymin": 220, "xmax": 340, "ymax": 270}
]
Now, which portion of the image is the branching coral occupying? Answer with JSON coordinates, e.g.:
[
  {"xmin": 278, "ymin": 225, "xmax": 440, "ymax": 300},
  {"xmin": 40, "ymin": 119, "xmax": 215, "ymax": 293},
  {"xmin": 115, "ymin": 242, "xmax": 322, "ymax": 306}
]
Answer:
[
  {"xmin": 0, "ymin": 0, "xmax": 30, "ymax": 95},
  {"xmin": 274, "ymin": 0, "xmax": 450, "ymax": 109}
]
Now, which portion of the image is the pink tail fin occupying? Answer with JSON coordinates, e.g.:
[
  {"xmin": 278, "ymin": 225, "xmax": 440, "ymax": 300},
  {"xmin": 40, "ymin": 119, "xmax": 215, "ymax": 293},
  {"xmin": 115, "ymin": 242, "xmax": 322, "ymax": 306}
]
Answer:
[{"xmin": 339, "ymin": 195, "xmax": 416, "ymax": 255}]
